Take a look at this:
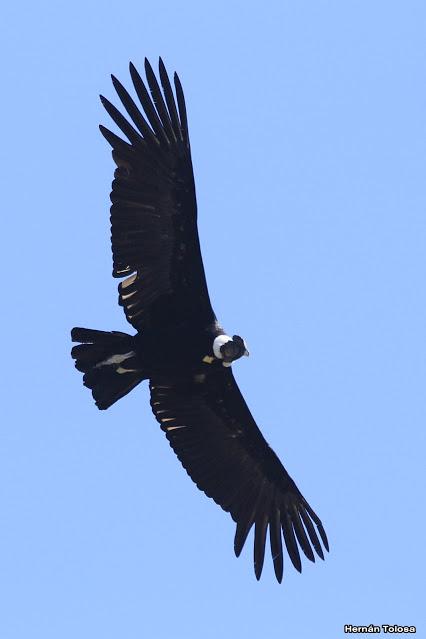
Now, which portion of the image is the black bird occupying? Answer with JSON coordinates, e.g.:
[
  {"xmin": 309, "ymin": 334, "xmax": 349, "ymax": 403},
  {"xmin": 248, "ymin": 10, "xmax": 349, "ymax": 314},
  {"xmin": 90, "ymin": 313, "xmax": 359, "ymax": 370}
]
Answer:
[{"xmin": 71, "ymin": 58, "xmax": 329, "ymax": 582}]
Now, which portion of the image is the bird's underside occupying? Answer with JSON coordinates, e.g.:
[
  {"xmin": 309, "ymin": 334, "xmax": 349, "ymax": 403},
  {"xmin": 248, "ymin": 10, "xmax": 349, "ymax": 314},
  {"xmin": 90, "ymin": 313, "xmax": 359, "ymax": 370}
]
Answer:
[{"xmin": 71, "ymin": 58, "xmax": 329, "ymax": 582}]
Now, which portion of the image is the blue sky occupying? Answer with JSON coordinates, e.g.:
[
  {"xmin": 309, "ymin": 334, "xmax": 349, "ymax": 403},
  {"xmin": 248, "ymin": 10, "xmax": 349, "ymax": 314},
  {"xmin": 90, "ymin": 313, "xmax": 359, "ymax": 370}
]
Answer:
[{"xmin": 1, "ymin": 1, "xmax": 425, "ymax": 637}]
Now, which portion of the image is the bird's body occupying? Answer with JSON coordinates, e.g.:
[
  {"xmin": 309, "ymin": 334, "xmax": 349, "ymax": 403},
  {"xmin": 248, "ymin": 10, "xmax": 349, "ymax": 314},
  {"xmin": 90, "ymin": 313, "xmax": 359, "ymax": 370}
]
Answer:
[
  {"xmin": 71, "ymin": 58, "xmax": 329, "ymax": 582},
  {"xmin": 133, "ymin": 319, "xmax": 226, "ymax": 371}
]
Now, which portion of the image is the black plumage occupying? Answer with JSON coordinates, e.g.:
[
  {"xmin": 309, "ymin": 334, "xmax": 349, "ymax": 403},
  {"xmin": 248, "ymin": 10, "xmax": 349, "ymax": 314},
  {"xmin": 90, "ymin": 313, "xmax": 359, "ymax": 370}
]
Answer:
[{"xmin": 71, "ymin": 58, "xmax": 329, "ymax": 582}]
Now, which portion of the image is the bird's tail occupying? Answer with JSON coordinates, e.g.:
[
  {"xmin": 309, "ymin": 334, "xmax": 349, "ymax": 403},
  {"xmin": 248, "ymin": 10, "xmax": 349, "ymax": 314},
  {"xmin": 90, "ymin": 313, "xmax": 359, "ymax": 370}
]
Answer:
[{"xmin": 71, "ymin": 327, "xmax": 147, "ymax": 410}]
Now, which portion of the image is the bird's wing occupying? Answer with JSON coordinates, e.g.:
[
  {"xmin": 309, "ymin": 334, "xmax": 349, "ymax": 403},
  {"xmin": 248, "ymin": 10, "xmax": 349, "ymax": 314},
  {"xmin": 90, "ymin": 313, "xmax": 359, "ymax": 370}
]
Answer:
[
  {"xmin": 149, "ymin": 366, "xmax": 328, "ymax": 582},
  {"xmin": 100, "ymin": 58, "xmax": 215, "ymax": 333}
]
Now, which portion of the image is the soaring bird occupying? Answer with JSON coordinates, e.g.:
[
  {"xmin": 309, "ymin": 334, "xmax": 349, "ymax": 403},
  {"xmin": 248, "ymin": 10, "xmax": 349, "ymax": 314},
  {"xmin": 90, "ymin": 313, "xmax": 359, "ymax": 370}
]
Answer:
[{"xmin": 71, "ymin": 58, "xmax": 329, "ymax": 582}]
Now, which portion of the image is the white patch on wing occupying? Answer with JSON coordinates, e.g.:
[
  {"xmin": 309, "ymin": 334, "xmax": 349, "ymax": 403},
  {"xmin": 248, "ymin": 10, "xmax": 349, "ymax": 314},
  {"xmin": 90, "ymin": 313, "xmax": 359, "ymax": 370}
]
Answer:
[
  {"xmin": 95, "ymin": 351, "xmax": 135, "ymax": 368},
  {"xmin": 121, "ymin": 273, "xmax": 137, "ymax": 289},
  {"xmin": 213, "ymin": 334, "xmax": 232, "ymax": 359},
  {"xmin": 120, "ymin": 291, "xmax": 136, "ymax": 301},
  {"xmin": 117, "ymin": 365, "xmax": 139, "ymax": 374}
]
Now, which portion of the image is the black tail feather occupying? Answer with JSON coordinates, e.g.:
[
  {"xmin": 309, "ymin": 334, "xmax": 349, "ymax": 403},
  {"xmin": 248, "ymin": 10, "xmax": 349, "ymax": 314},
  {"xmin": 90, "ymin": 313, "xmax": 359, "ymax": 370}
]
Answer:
[{"xmin": 71, "ymin": 327, "xmax": 146, "ymax": 409}]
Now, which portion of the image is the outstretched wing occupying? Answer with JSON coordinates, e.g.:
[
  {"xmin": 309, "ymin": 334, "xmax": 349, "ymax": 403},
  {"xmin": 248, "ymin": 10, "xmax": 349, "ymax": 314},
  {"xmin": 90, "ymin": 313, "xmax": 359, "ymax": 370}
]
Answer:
[
  {"xmin": 100, "ymin": 58, "xmax": 215, "ymax": 333},
  {"xmin": 149, "ymin": 366, "xmax": 328, "ymax": 582}
]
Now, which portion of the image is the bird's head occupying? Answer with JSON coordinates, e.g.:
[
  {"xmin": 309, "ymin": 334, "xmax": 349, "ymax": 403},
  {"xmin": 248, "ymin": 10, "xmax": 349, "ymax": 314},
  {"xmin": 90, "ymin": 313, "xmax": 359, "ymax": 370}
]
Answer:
[{"xmin": 213, "ymin": 334, "xmax": 249, "ymax": 367}]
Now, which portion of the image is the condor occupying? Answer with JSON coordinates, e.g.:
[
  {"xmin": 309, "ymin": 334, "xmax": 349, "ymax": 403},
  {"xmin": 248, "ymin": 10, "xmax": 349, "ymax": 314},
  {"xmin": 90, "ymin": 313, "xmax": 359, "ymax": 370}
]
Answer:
[{"xmin": 71, "ymin": 58, "xmax": 329, "ymax": 582}]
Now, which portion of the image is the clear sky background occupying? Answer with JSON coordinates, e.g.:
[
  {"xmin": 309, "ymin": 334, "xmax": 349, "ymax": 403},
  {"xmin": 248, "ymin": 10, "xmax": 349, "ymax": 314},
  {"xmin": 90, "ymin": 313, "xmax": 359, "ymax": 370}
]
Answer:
[{"xmin": 1, "ymin": 2, "xmax": 425, "ymax": 637}]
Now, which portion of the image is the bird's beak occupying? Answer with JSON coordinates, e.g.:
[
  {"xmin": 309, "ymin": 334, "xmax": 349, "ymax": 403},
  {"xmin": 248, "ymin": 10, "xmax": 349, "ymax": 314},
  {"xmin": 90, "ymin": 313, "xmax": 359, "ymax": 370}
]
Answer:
[{"xmin": 244, "ymin": 349, "xmax": 249, "ymax": 357}]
